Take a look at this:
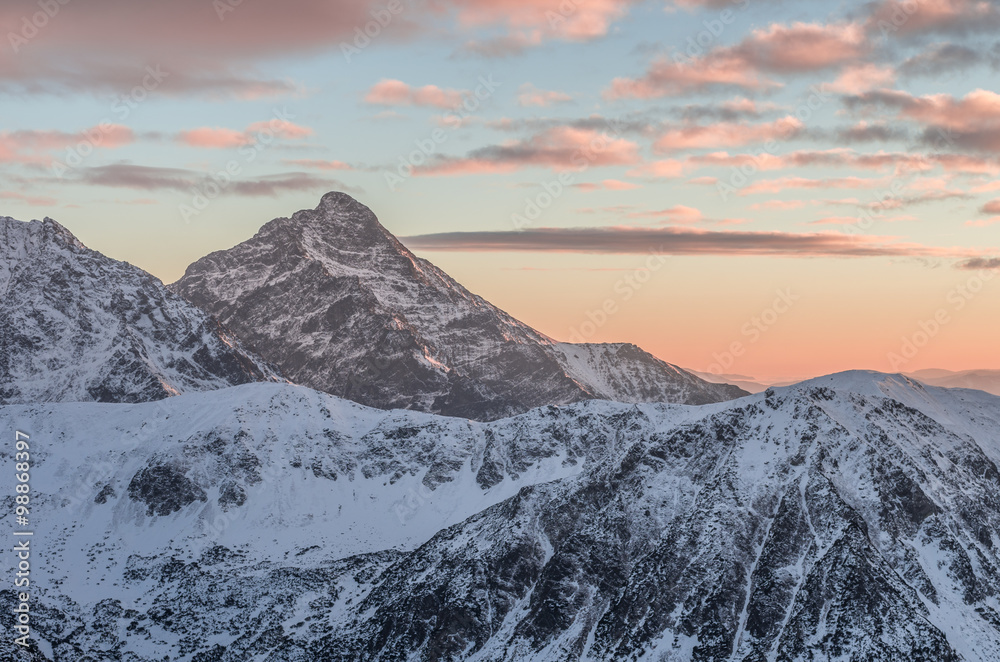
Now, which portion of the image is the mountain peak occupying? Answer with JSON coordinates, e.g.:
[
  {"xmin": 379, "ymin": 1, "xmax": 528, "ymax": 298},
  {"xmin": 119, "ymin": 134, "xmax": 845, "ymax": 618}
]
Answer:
[
  {"xmin": 173, "ymin": 193, "xmax": 748, "ymax": 419},
  {"xmin": 1, "ymin": 214, "xmax": 85, "ymax": 252},
  {"xmin": 257, "ymin": 191, "xmax": 395, "ymax": 250}
]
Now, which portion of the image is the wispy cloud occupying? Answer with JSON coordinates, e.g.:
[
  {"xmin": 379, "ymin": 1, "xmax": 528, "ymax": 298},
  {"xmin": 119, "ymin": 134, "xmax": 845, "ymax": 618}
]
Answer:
[
  {"xmin": 64, "ymin": 164, "xmax": 349, "ymax": 197},
  {"xmin": 606, "ymin": 21, "xmax": 866, "ymax": 99},
  {"xmin": 364, "ymin": 79, "xmax": 467, "ymax": 109},
  {"xmin": 402, "ymin": 225, "xmax": 979, "ymax": 259},
  {"xmin": 517, "ymin": 83, "xmax": 573, "ymax": 107},
  {"xmin": 0, "ymin": 125, "xmax": 134, "ymax": 164},
  {"xmin": 414, "ymin": 126, "xmax": 640, "ymax": 175}
]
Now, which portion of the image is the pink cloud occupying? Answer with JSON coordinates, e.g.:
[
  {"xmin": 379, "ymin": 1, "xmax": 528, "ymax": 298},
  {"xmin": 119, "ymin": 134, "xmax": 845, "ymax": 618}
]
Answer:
[
  {"xmin": 683, "ymin": 149, "xmax": 989, "ymax": 176},
  {"xmin": 452, "ymin": 0, "xmax": 633, "ymax": 41},
  {"xmin": 653, "ymin": 117, "xmax": 803, "ymax": 152},
  {"xmin": 0, "ymin": 125, "xmax": 134, "ymax": 163},
  {"xmin": 741, "ymin": 176, "xmax": 888, "ymax": 195},
  {"xmin": 176, "ymin": 127, "xmax": 249, "ymax": 149},
  {"xmin": 628, "ymin": 205, "xmax": 704, "ymax": 223},
  {"xmin": 605, "ymin": 52, "xmax": 773, "ymax": 99},
  {"xmin": 686, "ymin": 150, "xmax": 791, "ymax": 171},
  {"xmin": 850, "ymin": 88, "xmax": 1000, "ymax": 151},
  {"xmin": 626, "ymin": 159, "xmax": 686, "ymax": 179},
  {"xmin": 733, "ymin": 22, "xmax": 868, "ymax": 73},
  {"xmin": 866, "ymin": 0, "xmax": 1000, "ymax": 36},
  {"xmin": 751, "ymin": 200, "xmax": 809, "ymax": 211},
  {"xmin": 602, "ymin": 178, "xmax": 640, "ymax": 190},
  {"xmin": 575, "ymin": 179, "xmax": 642, "ymax": 192},
  {"xmin": 0, "ymin": 191, "xmax": 58, "ymax": 206},
  {"xmin": 823, "ymin": 63, "xmax": 896, "ymax": 94},
  {"xmin": 176, "ymin": 120, "xmax": 313, "ymax": 149},
  {"xmin": 967, "ymin": 217, "xmax": 1000, "ymax": 227},
  {"xmin": 246, "ymin": 120, "xmax": 313, "ymax": 139},
  {"xmin": 607, "ymin": 21, "xmax": 867, "ymax": 100},
  {"xmin": 415, "ymin": 126, "xmax": 641, "ymax": 175},
  {"xmin": 894, "ymin": 89, "xmax": 1000, "ymax": 132},
  {"xmin": 0, "ymin": 0, "xmax": 398, "ymax": 97},
  {"xmin": 982, "ymin": 200, "xmax": 1000, "ymax": 214},
  {"xmin": 517, "ymin": 83, "xmax": 572, "ymax": 107},
  {"xmin": 283, "ymin": 159, "xmax": 353, "ymax": 171},
  {"xmin": 365, "ymin": 79, "xmax": 466, "ymax": 109}
]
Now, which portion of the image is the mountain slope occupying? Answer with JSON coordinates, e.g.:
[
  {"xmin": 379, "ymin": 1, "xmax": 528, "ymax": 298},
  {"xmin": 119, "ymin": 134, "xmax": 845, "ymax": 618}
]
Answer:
[
  {"xmin": 3, "ymin": 372, "xmax": 1000, "ymax": 660},
  {"xmin": 0, "ymin": 216, "xmax": 281, "ymax": 404},
  {"xmin": 171, "ymin": 191, "xmax": 745, "ymax": 419}
]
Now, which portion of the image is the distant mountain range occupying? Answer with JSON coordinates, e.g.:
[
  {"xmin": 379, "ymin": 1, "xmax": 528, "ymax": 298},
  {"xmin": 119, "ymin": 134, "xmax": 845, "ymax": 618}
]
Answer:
[
  {"xmin": 694, "ymin": 369, "xmax": 1000, "ymax": 398},
  {"xmin": 907, "ymin": 369, "xmax": 1000, "ymax": 396},
  {"xmin": 171, "ymin": 191, "xmax": 746, "ymax": 419}
]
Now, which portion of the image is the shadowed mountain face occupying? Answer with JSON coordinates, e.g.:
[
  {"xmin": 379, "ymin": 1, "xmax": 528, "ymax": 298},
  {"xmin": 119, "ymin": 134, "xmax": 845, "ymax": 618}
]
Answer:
[
  {"xmin": 2, "ymin": 372, "xmax": 999, "ymax": 660},
  {"xmin": 0, "ymin": 216, "xmax": 281, "ymax": 404},
  {"xmin": 171, "ymin": 192, "xmax": 746, "ymax": 419}
]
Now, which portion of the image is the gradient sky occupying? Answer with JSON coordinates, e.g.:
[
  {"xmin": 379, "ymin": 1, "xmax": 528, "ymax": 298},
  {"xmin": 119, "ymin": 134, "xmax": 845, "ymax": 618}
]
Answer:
[{"xmin": 2, "ymin": 0, "xmax": 999, "ymax": 381}]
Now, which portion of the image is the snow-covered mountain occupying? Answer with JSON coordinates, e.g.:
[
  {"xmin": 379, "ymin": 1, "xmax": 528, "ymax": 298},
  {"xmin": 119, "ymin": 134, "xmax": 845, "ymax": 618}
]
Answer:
[
  {"xmin": 0, "ymin": 216, "xmax": 281, "ymax": 404},
  {"xmin": 171, "ymin": 191, "xmax": 745, "ymax": 420},
  {"xmin": 4, "ymin": 371, "xmax": 1000, "ymax": 660}
]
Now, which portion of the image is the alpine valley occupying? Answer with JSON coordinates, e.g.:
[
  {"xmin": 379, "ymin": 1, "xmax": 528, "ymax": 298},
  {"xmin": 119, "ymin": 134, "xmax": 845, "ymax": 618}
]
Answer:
[{"xmin": 2, "ymin": 194, "xmax": 1000, "ymax": 662}]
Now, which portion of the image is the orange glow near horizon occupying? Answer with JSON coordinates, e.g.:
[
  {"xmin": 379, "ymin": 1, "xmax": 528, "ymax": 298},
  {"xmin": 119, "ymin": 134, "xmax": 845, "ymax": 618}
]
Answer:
[{"xmin": 422, "ymin": 251, "xmax": 1000, "ymax": 383}]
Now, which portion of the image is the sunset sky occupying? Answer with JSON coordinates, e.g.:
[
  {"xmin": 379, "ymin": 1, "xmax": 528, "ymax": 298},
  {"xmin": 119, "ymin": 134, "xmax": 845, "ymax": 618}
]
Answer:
[{"xmin": 2, "ymin": 0, "xmax": 998, "ymax": 381}]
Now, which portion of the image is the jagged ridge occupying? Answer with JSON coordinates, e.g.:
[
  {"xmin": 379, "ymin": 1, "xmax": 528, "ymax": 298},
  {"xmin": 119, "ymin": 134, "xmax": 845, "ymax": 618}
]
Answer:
[{"xmin": 0, "ymin": 215, "xmax": 282, "ymax": 404}]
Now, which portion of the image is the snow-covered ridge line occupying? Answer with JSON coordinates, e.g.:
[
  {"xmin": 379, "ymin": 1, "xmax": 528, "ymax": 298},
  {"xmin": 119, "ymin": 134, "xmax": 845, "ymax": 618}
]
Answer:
[{"xmin": 2, "ymin": 370, "xmax": 1000, "ymax": 659}]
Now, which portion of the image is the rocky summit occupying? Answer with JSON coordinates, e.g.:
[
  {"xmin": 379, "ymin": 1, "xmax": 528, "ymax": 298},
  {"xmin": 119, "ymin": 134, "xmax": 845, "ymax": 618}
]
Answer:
[{"xmin": 171, "ymin": 192, "xmax": 745, "ymax": 420}]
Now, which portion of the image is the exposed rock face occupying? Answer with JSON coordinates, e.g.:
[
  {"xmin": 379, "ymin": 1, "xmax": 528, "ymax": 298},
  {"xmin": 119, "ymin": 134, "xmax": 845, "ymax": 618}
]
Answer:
[
  {"xmin": 0, "ymin": 216, "xmax": 281, "ymax": 404},
  {"xmin": 3, "ymin": 371, "xmax": 1000, "ymax": 660},
  {"xmin": 171, "ymin": 192, "xmax": 745, "ymax": 419}
]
